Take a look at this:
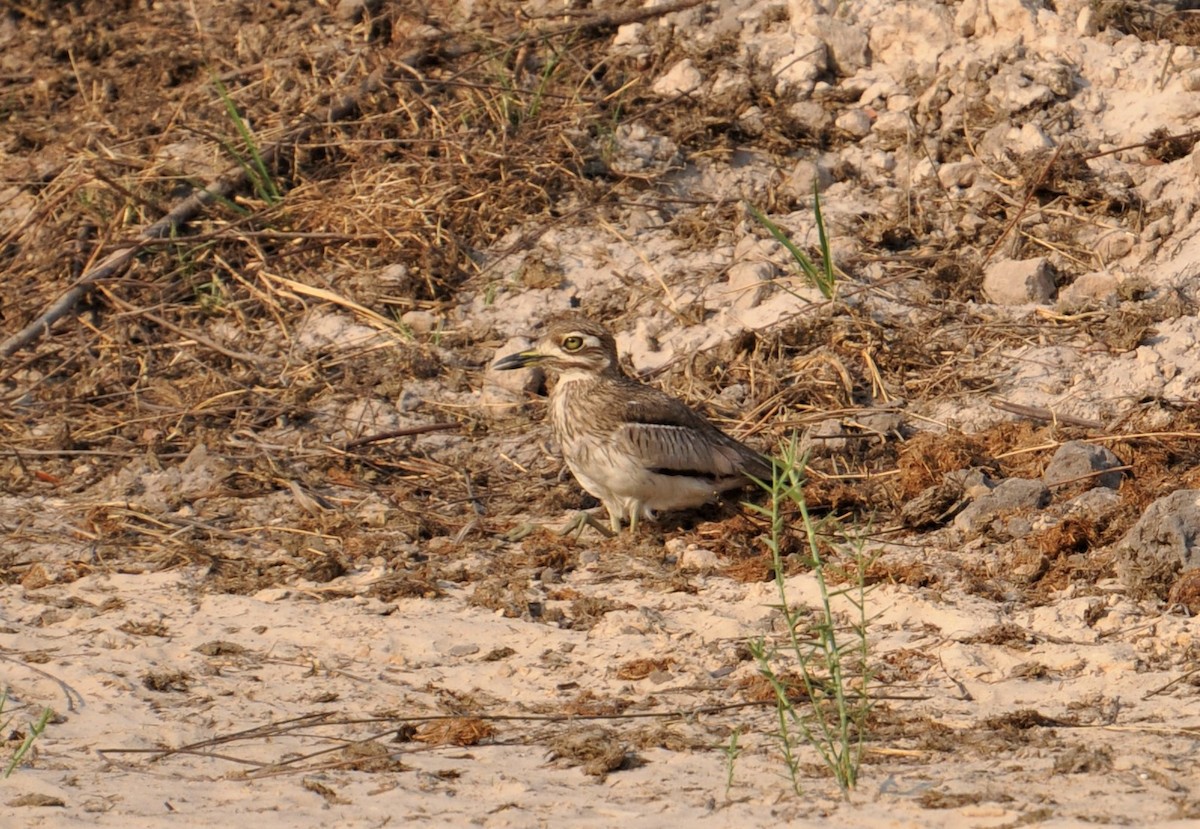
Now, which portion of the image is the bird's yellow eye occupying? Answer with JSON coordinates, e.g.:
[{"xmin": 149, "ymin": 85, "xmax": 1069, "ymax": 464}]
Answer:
[{"xmin": 562, "ymin": 335, "xmax": 584, "ymax": 352}]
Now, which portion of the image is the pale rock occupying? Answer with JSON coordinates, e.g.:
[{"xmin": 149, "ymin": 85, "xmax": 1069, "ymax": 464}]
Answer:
[
  {"xmin": 357, "ymin": 499, "xmax": 390, "ymax": 529},
  {"xmin": 1173, "ymin": 201, "xmax": 1194, "ymax": 233},
  {"xmin": 954, "ymin": 0, "xmax": 980, "ymax": 35},
  {"xmin": 809, "ymin": 16, "xmax": 870, "ymax": 75},
  {"xmin": 787, "ymin": 100, "xmax": 833, "ymax": 133},
  {"xmin": 1017, "ymin": 122, "xmax": 1055, "ymax": 152},
  {"xmin": 835, "ymin": 108, "xmax": 872, "ymax": 138},
  {"xmin": 613, "ymin": 23, "xmax": 644, "ymax": 48},
  {"xmin": 727, "ymin": 261, "xmax": 776, "ymax": 311},
  {"xmin": 1043, "ymin": 440, "xmax": 1125, "ymax": 490},
  {"xmin": 1116, "ymin": 491, "xmax": 1200, "ymax": 596},
  {"xmin": 787, "ymin": 0, "xmax": 834, "ymax": 28},
  {"xmin": 1182, "ymin": 70, "xmax": 1200, "ymax": 92},
  {"xmin": 959, "ymin": 212, "xmax": 987, "ymax": 237},
  {"xmin": 801, "ymin": 418, "xmax": 852, "ymax": 458},
  {"xmin": 988, "ymin": 72, "xmax": 1054, "ymax": 111},
  {"xmin": 909, "ymin": 156, "xmax": 937, "ymax": 185},
  {"xmin": 869, "ymin": 5, "xmax": 954, "ymax": 80},
  {"xmin": 872, "ymin": 111, "xmax": 912, "ymax": 147},
  {"xmin": 1026, "ymin": 61, "xmax": 1074, "ymax": 97},
  {"xmin": 377, "ymin": 263, "xmax": 411, "ymax": 289},
  {"xmin": 1057, "ymin": 271, "xmax": 1121, "ymax": 310},
  {"xmin": 1076, "ymin": 5, "xmax": 1097, "ymax": 35},
  {"xmin": 982, "ymin": 257, "xmax": 1057, "ymax": 305},
  {"xmin": 679, "ymin": 545, "xmax": 720, "ymax": 571},
  {"xmin": 652, "ymin": 59, "xmax": 703, "ymax": 97},
  {"xmin": 481, "ymin": 337, "xmax": 543, "ymax": 418},
  {"xmin": 954, "ymin": 478, "xmax": 1050, "ymax": 535},
  {"xmin": 773, "ymin": 36, "xmax": 827, "ymax": 95},
  {"xmin": 956, "ymin": 0, "xmax": 1040, "ymax": 39},
  {"xmin": 710, "ymin": 68, "xmax": 752, "ymax": 100},
  {"xmin": 738, "ymin": 106, "xmax": 767, "ymax": 136},
  {"xmin": 858, "ymin": 77, "xmax": 903, "ymax": 107},
  {"xmin": 1096, "ymin": 233, "xmax": 1135, "ymax": 262},
  {"xmin": 937, "ymin": 158, "xmax": 980, "ymax": 189},
  {"xmin": 400, "ymin": 310, "xmax": 438, "ymax": 334},
  {"xmin": 782, "ymin": 159, "xmax": 833, "ymax": 200},
  {"xmin": 1142, "ymin": 216, "xmax": 1173, "ymax": 243},
  {"xmin": 865, "ymin": 149, "xmax": 896, "ymax": 173},
  {"xmin": 734, "ymin": 233, "xmax": 771, "ymax": 261}
]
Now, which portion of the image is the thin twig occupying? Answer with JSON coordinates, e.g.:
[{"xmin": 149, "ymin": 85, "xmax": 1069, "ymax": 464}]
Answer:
[
  {"xmin": 980, "ymin": 144, "xmax": 1065, "ymax": 269},
  {"xmin": 342, "ymin": 422, "xmax": 462, "ymax": 449},
  {"xmin": 989, "ymin": 397, "xmax": 1105, "ymax": 429}
]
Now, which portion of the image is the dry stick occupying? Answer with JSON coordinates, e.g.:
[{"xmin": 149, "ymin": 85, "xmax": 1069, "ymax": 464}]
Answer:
[
  {"xmin": 132, "ymin": 306, "xmax": 267, "ymax": 368},
  {"xmin": 342, "ymin": 422, "xmax": 462, "ymax": 450},
  {"xmin": 1084, "ymin": 128, "xmax": 1200, "ymax": 161},
  {"xmin": 0, "ymin": 652, "xmax": 86, "ymax": 712},
  {"xmin": 0, "ymin": 84, "xmax": 368, "ymax": 361},
  {"xmin": 989, "ymin": 397, "xmax": 1105, "ymax": 430},
  {"xmin": 979, "ymin": 143, "xmax": 1065, "ymax": 270}
]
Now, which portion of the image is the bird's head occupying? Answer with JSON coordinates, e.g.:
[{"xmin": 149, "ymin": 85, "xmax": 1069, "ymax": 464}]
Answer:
[{"xmin": 493, "ymin": 316, "xmax": 620, "ymax": 377}]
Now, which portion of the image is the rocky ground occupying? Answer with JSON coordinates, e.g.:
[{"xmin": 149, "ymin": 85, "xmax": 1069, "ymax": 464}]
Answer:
[{"xmin": 3, "ymin": 0, "xmax": 1200, "ymax": 826}]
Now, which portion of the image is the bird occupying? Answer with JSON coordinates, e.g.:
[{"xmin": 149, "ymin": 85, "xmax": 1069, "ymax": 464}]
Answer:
[{"xmin": 493, "ymin": 315, "xmax": 773, "ymax": 534}]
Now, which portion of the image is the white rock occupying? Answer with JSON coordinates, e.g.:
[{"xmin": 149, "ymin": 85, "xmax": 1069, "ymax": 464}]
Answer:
[
  {"xmin": 872, "ymin": 111, "xmax": 912, "ymax": 146},
  {"xmin": 787, "ymin": 0, "xmax": 834, "ymax": 29},
  {"xmin": 783, "ymin": 159, "xmax": 833, "ymax": 199},
  {"xmin": 982, "ymin": 257, "xmax": 1057, "ymax": 305},
  {"xmin": 1096, "ymin": 233, "xmax": 1135, "ymax": 263},
  {"xmin": 652, "ymin": 59, "xmax": 703, "ymax": 97},
  {"xmin": 728, "ymin": 261, "xmax": 776, "ymax": 311},
  {"xmin": 773, "ymin": 36, "xmax": 827, "ymax": 95},
  {"xmin": 613, "ymin": 23, "xmax": 644, "ymax": 47},
  {"xmin": 957, "ymin": 0, "xmax": 1040, "ymax": 39},
  {"xmin": 679, "ymin": 545, "xmax": 720, "ymax": 571},
  {"xmin": 835, "ymin": 108, "xmax": 872, "ymax": 138},
  {"xmin": 787, "ymin": 100, "xmax": 833, "ymax": 133},
  {"xmin": 809, "ymin": 16, "xmax": 870, "ymax": 75},
  {"xmin": 710, "ymin": 68, "xmax": 751, "ymax": 99},
  {"xmin": 481, "ymin": 337, "xmax": 543, "ymax": 418},
  {"xmin": 1057, "ymin": 271, "xmax": 1121, "ymax": 310},
  {"xmin": 1017, "ymin": 122, "xmax": 1055, "ymax": 152},
  {"xmin": 1142, "ymin": 216, "xmax": 1173, "ymax": 243},
  {"xmin": 937, "ymin": 158, "xmax": 979, "ymax": 188},
  {"xmin": 400, "ymin": 310, "xmax": 438, "ymax": 334},
  {"xmin": 869, "ymin": 5, "xmax": 954, "ymax": 80},
  {"xmin": 1076, "ymin": 6, "xmax": 1097, "ymax": 35},
  {"xmin": 738, "ymin": 106, "xmax": 767, "ymax": 136}
]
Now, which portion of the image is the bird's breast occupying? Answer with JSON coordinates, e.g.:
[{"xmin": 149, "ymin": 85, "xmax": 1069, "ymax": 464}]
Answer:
[{"xmin": 548, "ymin": 374, "xmax": 598, "ymax": 445}]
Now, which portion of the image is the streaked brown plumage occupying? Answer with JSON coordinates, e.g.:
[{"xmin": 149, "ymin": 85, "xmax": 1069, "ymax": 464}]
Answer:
[{"xmin": 493, "ymin": 316, "xmax": 772, "ymax": 532}]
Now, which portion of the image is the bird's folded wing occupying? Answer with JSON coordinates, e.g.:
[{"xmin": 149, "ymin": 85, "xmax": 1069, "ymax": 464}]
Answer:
[{"xmin": 615, "ymin": 421, "xmax": 747, "ymax": 478}]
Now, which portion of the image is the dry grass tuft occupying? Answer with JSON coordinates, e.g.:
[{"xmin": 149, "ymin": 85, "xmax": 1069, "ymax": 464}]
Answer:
[{"xmin": 413, "ymin": 717, "xmax": 496, "ymax": 747}]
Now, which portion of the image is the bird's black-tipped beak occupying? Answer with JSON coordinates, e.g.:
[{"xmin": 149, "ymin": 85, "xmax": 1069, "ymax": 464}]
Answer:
[{"xmin": 493, "ymin": 350, "xmax": 541, "ymax": 371}]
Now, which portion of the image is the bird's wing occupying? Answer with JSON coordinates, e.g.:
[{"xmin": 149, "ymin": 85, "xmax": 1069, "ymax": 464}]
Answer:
[{"xmin": 616, "ymin": 393, "xmax": 768, "ymax": 480}]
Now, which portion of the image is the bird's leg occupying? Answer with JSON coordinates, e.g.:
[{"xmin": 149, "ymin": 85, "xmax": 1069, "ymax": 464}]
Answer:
[
  {"xmin": 629, "ymin": 501, "xmax": 660, "ymax": 534},
  {"xmin": 558, "ymin": 510, "xmax": 616, "ymax": 539}
]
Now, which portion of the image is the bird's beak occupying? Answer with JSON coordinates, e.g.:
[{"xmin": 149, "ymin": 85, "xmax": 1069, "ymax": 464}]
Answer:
[{"xmin": 493, "ymin": 349, "xmax": 542, "ymax": 370}]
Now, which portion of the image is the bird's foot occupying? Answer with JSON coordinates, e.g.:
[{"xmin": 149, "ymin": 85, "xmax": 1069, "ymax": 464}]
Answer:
[
  {"xmin": 502, "ymin": 522, "xmax": 542, "ymax": 542},
  {"xmin": 557, "ymin": 510, "xmax": 616, "ymax": 539}
]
